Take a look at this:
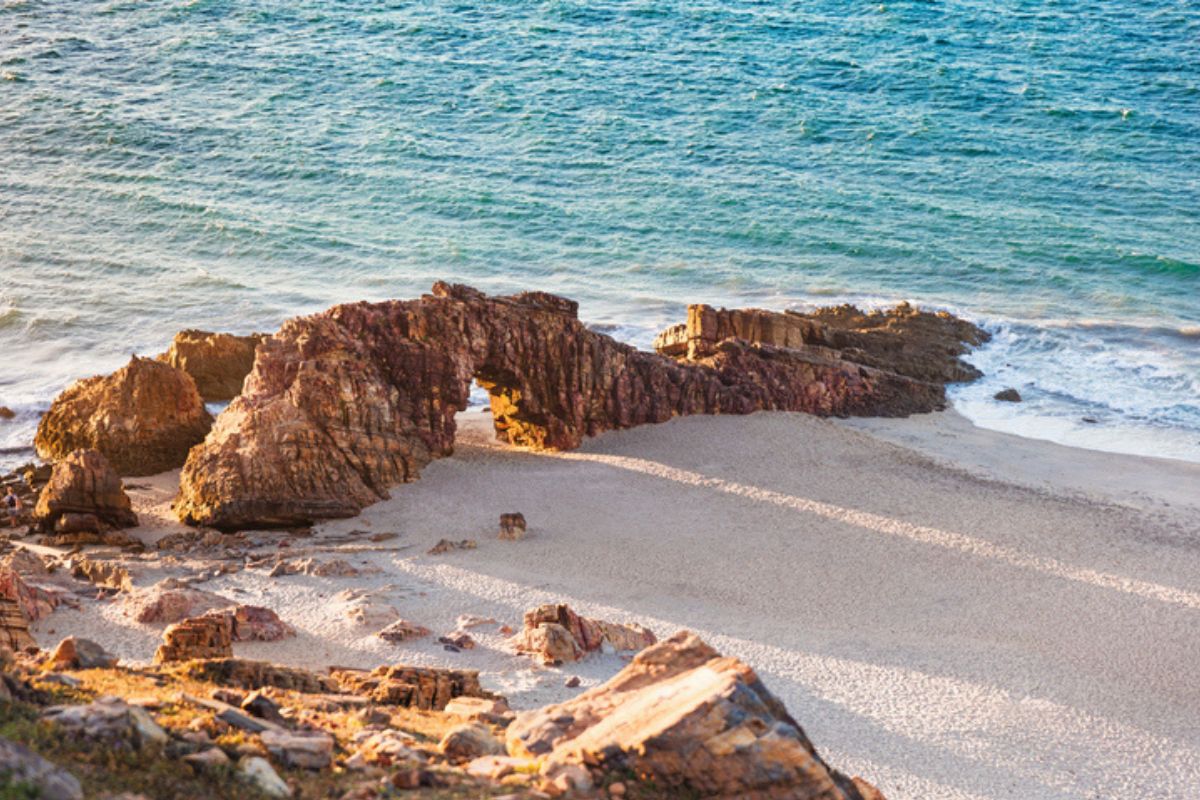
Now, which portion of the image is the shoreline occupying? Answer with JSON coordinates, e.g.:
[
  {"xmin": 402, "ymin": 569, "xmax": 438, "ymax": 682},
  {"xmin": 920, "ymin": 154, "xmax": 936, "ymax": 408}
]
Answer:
[{"xmin": 28, "ymin": 407, "xmax": 1200, "ymax": 800}]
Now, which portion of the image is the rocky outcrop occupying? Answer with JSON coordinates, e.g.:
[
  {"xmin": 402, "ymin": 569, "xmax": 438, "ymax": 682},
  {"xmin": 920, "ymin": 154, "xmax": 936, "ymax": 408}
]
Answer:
[
  {"xmin": 515, "ymin": 604, "xmax": 657, "ymax": 665},
  {"xmin": 35, "ymin": 357, "xmax": 213, "ymax": 476},
  {"xmin": 203, "ymin": 605, "xmax": 294, "ymax": 642},
  {"xmin": 0, "ymin": 596, "xmax": 35, "ymax": 651},
  {"xmin": 33, "ymin": 450, "xmax": 137, "ymax": 533},
  {"xmin": 159, "ymin": 329, "xmax": 266, "ymax": 402},
  {"xmin": 507, "ymin": 631, "xmax": 882, "ymax": 800},
  {"xmin": 125, "ymin": 579, "xmax": 231, "ymax": 625},
  {"xmin": 178, "ymin": 283, "xmax": 950, "ymax": 530},
  {"xmin": 43, "ymin": 697, "xmax": 168, "ymax": 750},
  {"xmin": 153, "ymin": 614, "xmax": 234, "ymax": 663},
  {"xmin": 0, "ymin": 736, "xmax": 83, "ymax": 800},
  {"xmin": 655, "ymin": 301, "xmax": 988, "ymax": 385},
  {"xmin": 332, "ymin": 664, "xmax": 494, "ymax": 711}
]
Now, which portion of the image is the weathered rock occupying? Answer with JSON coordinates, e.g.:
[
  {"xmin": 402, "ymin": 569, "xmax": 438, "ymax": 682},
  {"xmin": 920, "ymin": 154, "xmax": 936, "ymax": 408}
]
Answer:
[
  {"xmin": 153, "ymin": 614, "xmax": 233, "ymax": 663},
  {"xmin": 498, "ymin": 512, "xmax": 527, "ymax": 541},
  {"xmin": 69, "ymin": 555, "xmax": 133, "ymax": 592},
  {"xmin": 125, "ymin": 579, "xmax": 230, "ymax": 625},
  {"xmin": 0, "ymin": 406, "xmax": 14, "ymax": 420},
  {"xmin": 507, "ymin": 631, "xmax": 881, "ymax": 800},
  {"xmin": 158, "ymin": 329, "xmax": 266, "ymax": 402},
  {"xmin": 516, "ymin": 604, "xmax": 656, "ymax": 665},
  {"xmin": 43, "ymin": 697, "xmax": 168, "ymax": 750},
  {"xmin": 439, "ymin": 722, "xmax": 505, "ymax": 761},
  {"xmin": 182, "ymin": 746, "xmax": 231, "ymax": 773},
  {"xmin": 35, "ymin": 356, "xmax": 213, "ymax": 476},
  {"xmin": 0, "ymin": 596, "xmax": 34, "ymax": 651},
  {"xmin": 174, "ymin": 658, "xmax": 337, "ymax": 694},
  {"xmin": 994, "ymin": 387, "xmax": 1022, "ymax": 402},
  {"xmin": 0, "ymin": 565, "xmax": 62, "ymax": 622},
  {"xmin": 48, "ymin": 636, "xmax": 118, "ymax": 670},
  {"xmin": 0, "ymin": 735, "xmax": 84, "ymax": 800},
  {"xmin": 261, "ymin": 730, "xmax": 334, "ymax": 770},
  {"xmin": 241, "ymin": 690, "xmax": 286, "ymax": 725},
  {"xmin": 176, "ymin": 283, "xmax": 951, "ymax": 530},
  {"xmin": 238, "ymin": 755, "xmax": 292, "ymax": 798},
  {"xmin": 268, "ymin": 557, "xmax": 359, "ymax": 578},
  {"xmin": 443, "ymin": 696, "xmax": 513, "ymax": 725},
  {"xmin": 33, "ymin": 450, "xmax": 137, "ymax": 533},
  {"xmin": 377, "ymin": 619, "xmax": 431, "ymax": 643},
  {"xmin": 332, "ymin": 665, "xmax": 494, "ymax": 711},
  {"xmin": 427, "ymin": 538, "xmax": 477, "ymax": 555},
  {"xmin": 204, "ymin": 605, "xmax": 294, "ymax": 642},
  {"xmin": 438, "ymin": 632, "xmax": 476, "ymax": 651},
  {"xmin": 346, "ymin": 729, "xmax": 423, "ymax": 769}
]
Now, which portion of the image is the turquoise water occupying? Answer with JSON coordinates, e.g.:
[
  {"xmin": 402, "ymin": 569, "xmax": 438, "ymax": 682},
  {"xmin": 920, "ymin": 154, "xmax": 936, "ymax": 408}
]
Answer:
[{"xmin": 1, "ymin": 0, "xmax": 1198, "ymax": 465}]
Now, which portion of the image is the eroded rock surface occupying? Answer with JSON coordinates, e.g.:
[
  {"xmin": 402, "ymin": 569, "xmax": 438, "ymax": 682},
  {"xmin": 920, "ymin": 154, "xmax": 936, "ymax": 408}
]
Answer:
[
  {"xmin": 36, "ymin": 357, "xmax": 213, "ymax": 476},
  {"xmin": 153, "ymin": 614, "xmax": 234, "ymax": 663},
  {"xmin": 507, "ymin": 631, "xmax": 883, "ymax": 800},
  {"xmin": 159, "ymin": 329, "xmax": 266, "ymax": 402},
  {"xmin": 515, "ymin": 603, "xmax": 657, "ymax": 665},
  {"xmin": 34, "ymin": 450, "xmax": 137, "ymax": 533},
  {"xmin": 178, "ymin": 283, "xmax": 953, "ymax": 530}
]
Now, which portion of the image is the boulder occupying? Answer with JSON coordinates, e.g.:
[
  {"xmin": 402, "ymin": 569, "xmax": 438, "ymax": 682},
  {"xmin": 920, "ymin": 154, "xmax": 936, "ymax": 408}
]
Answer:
[
  {"xmin": 43, "ymin": 697, "xmax": 168, "ymax": 750},
  {"xmin": 176, "ymin": 283, "xmax": 951, "ymax": 530},
  {"xmin": 35, "ymin": 356, "xmax": 213, "ymax": 476},
  {"xmin": 182, "ymin": 747, "xmax": 231, "ymax": 773},
  {"xmin": 0, "ymin": 735, "xmax": 83, "ymax": 800},
  {"xmin": 439, "ymin": 722, "xmax": 505, "ymax": 761},
  {"xmin": 516, "ymin": 604, "xmax": 657, "ymax": 665},
  {"xmin": 0, "ymin": 406, "xmax": 14, "ymax": 420},
  {"xmin": 158, "ymin": 329, "xmax": 265, "ymax": 402},
  {"xmin": 153, "ymin": 614, "xmax": 233, "ymax": 663},
  {"xmin": 238, "ymin": 755, "xmax": 291, "ymax": 798},
  {"xmin": 499, "ymin": 512, "xmax": 527, "ymax": 541},
  {"xmin": 347, "ymin": 729, "xmax": 423, "ymax": 769},
  {"xmin": 204, "ymin": 604, "xmax": 293, "ymax": 642},
  {"xmin": 125, "ymin": 578, "xmax": 230, "ymax": 625},
  {"xmin": 33, "ymin": 449, "xmax": 137, "ymax": 534},
  {"xmin": 48, "ymin": 636, "xmax": 118, "ymax": 670},
  {"xmin": 994, "ymin": 387, "xmax": 1022, "ymax": 402},
  {"xmin": 507, "ymin": 631, "xmax": 883, "ymax": 800},
  {"xmin": 260, "ymin": 730, "xmax": 333, "ymax": 770}
]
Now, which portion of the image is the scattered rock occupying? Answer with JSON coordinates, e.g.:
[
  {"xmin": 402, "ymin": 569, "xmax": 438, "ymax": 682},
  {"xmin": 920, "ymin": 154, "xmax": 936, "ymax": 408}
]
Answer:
[
  {"xmin": 238, "ymin": 755, "xmax": 292, "ymax": 798},
  {"xmin": 341, "ymin": 591, "xmax": 399, "ymax": 628},
  {"xmin": 439, "ymin": 722, "xmax": 505, "ymax": 761},
  {"xmin": 125, "ymin": 578, "xmax": 231, "ymax": 625},
  {"xmin": 427, "ymin": 538, "xmax": 477, "ymax": 555},
  {"xmin": 261, "ymin": 730, "xmax": 334, "ymax": 770},
  {"xmin": 516, "ymin": 604, "xmax": 656, "ymax": 665},
  {"xmin": 0, "ymin": 564, "xmax": 63, "ymax": 622},
  {"xmin": 332, "ymin": 665, "xmax": 495, "ymax": 711},
  {"xmin": 508, "ymin": 631, "xmax": 880, "ymax": 800},
  {"xmin": 0, "ymin": 735, "xmax": 84, "ymax": 800},
  {"xmin": 33, "ymin": 450, "xmax": 138, "ymax": 533},
  {"xmin": 177, "ymin": 283, "xmax": 956, "ymax": 530},
  {"xmin": 158, "ymin": 329, "xmax": 266, "ymax": 402},
  {"xmin": 994, "ymin": 388, "xmax": 1022, "ymax": 402},
  {"xmin": 35, "ymin": 356, "xmax": 213, "ymax": 476},
  {"xmin": 153, "ymin": 614, "xmax": 233, "ymax": 663},
  {"xmin": 498, "ymin": 512, "xmax": 527, "ymax": 541},
  {"xmin": 377, "ymin": 619, "xmax": 431, "ymax": 643},
  {"xmin": 43, "ymin": 697, "xmax": 168, "ymax": 750},
  {"xmin": 48, "ymin": 636, "xmax": 118, "ymax": 670},
  {"xmin": 466, "ymin": 754, "xmax": 535, "ymax": 781},
  {"xmin": 456, "ymin": 614, "xmax": 497, "ymax": 629}
]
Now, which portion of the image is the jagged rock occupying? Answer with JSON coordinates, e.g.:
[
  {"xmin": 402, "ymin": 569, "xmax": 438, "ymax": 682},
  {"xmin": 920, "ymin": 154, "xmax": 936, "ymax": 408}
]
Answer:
[
  {"xmin": 499, "ymin": 512, "xmax": 527, "ymax": 541},
  {"xmin": 48, "ymin": 636, "xmax": 118, "ymax": 670},
  {"xmin": 0, "ymin": 566, "xmax": 62, "ymax": 622},
  {"xmin": 69, "ymin": 555, "xmax": 133, "ymax": 592},
  {"xmin": 204, "ymin": 605, "xmax": 294, "ymax": 642},
  {"xmin": 125, "ymin": 579, "xmax": 230, "ymax": 625},
  {"xmin": 377, "ymin": 619, "xmax": 431, "ymax": 643},
  {"xmin": 516, "ymin": 604, "xmax": 656, "ymax": 665},
  {"xmin": 153, "ymin": 614, "xmax": 233, "ymax": 663},
  {"xmin": 0, "ymin": 735, "xmax": 84, "ymax": 800},
  {"xmin": 332, "ymin": 665, "xmax": 494, "ymax": 711},
  {"xmin": 43, "ymin": 697, "xmax": 168, "ymax": 750},
  {"xmin": 176, "ymin": 283, "xmax": 951, "ymax": 530},
  {"xmin": 268, "ymin": 557, "xmax": 359, "ymax": 578},
  {"xmin": 0, "ymin": 548, "xmax": 48, "ymax": 576},
  {"xmin": 0, "ymin": 597, "xmax": 35, "ymax": 651},
  {"xmin": 174, "ymin": 658, "xmax": 337, "ymax": 694},
  {"xmin": 439, "ymin": 722, "xmax": 504, "ymax": 761},
  {"xmin": 507, "ymin": 631, "xmax": 883, "ymax": 800},
  {"xmin": 443, "ymin": 696, "xmax": 513, "ymax": 725},
  {"xmin": 33, "ymin": 450, "xmax": 137, "ymax": 533},
  {"xmin": 158, "ymin": 329, "xmax": 266, "ymax": 402},
  {"xmin": 994, "ymin": 387, "xmax": 1022, "ymax": 402},
  {"xmin": 238, "ymin": 755, "xmax": 292, "ymax": 798},
  {"xmin": 261, "ymin": 730, "xmax": 334, "ymax": 770},
  {"xmin": 657, "ymin": 301, "xmax": 988, "ymax": 385},
  {"xmin": 35, "ymin": 356, "xmax": 213, "ymax": 476},
  {"xmin": 427, "ymin": 538, "xmax": 477, "ymax": 555}
]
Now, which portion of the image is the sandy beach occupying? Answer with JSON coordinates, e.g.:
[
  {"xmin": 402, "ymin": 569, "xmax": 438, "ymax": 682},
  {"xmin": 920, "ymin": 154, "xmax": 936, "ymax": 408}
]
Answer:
[{"xmin": 27, "ymin": 407, "xmax": 1200, "ymax": 800}]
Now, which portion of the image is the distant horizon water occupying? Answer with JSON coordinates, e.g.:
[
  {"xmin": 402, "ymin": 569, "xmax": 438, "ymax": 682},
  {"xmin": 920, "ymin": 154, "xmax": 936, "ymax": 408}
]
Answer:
[{"xmin": 1, "ymin": 0, "xmax": 1197, "ymax": 468}]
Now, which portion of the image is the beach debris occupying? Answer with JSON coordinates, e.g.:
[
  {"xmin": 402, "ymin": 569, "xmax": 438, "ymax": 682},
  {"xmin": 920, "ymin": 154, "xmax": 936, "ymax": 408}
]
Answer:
[
  {"xmin": 47, "ymin": 636, "xmax": 118, "ymax": 670},
  {"xmin": 377, "ymin": 619, "xmax": 432, "ymax": 643},
  {"xmin": 0, "ymin": 736, "xmax": 84, "ymax": 800},
  {"xmin": 35, "ymin": 356, "xmax": 213, "ymax": 476},
  {"xmin": 994, "ymin": 388, "xmax": 1022, "ymax": 402},
  {"xmin": 508, "ymin": 630, "xmax": 883, "ymax": 800},
  {"xmin": 175, "ymin": 283, "xmax": 957, "ymax": 530},
  {"xmin": 158, "ymin": 329, "xmax": 266, "ymax": 402},
  {"xmin": 439, "ymin": 722, "xmax": 505, "ymax": 761},
  {"xmin": 427, "ymin": 538, "xmax": 477, "ymax": 555},
  {"xmin": 125, "ymin": 578, "xmax": 231, "ymax": 625},
  {"xmin": 498, "ymin": 512, "xmax": 527, "ymax": 540},
  {"xmin": 43, "ymin": 697, "xmax": 168, "ymax": 750},
  {"xmin": 238, "ymin": 755, "xmax": 292, "ymax": 798},
  {"xmin": 515, "ymin": 603, "xmax": 656, "ymax": 665},
  {"xmin": 33, "ymin": 449, "xmax": 138, "ymax": 533},
  {"xmin": 331, "ymin": 664, "xmax": 495, "ymax": 711},
  {"xmin": 153, "ymin": 613, "xmax": 233, "ymax": 664}
]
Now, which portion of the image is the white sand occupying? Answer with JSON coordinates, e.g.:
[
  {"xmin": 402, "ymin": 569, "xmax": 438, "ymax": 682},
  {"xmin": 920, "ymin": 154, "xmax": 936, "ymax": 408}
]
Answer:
[{"xmin": 31, "ymin": 410, "xmax": 1200, "ymax": 800}]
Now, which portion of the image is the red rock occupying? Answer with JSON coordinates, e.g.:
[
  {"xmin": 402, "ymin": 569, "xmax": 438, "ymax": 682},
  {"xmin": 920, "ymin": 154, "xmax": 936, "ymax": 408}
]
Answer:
[
  {"xmin": 153, "ymin": 614, "xmax": 233, "ymax": 663},
  {"xmin": 176, "ymin": 283, "xmax": 950, "ymax": 530},
  {"xmin": 126, "ymin": 579, "xmax": 230, "ymax": 625},
  {"xmin": 35, "ymin": 356, "xmax": 213, "ymax": 476},
  {"xmin": 0, "ymin": 567, "xmax": 61, "ymax": 623},
  {"xmin": 516, "ymin": 604, "xmax": 656, "ymax": 665},
  {"xmin": 204, "ymin": 605, "xmax": 294, "ymax": 642},
  {"xmin": 507, "ymin": 631, "xmax": 883, "ymax": 800},
  {"xmin": 158, "ymin": 330, "xmax": 266, "ymax": 402},
  {"xmin": 33, "ymin": 450, "xmax": 137, "ymax": 532}
]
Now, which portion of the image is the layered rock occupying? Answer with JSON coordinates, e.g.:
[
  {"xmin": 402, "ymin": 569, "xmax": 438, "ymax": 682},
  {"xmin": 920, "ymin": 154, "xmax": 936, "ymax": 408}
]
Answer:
[
  {"xmin": 507, "ymin": 631, "xmax": 882, "ymax": 800},
  {"xmin": 0, "ymin": 596, "xmax": 35, "ymax": 651},
  {"xmin": 177, "ymin": 283, "xmax": 949, "ymax": 530},
  {"xmin": 332, "ymin": 664, "xmax": 493, "ymax": 711},
  {"xmin": 153, "ymin": 614, "xmax": 234, "ymax": 663},
  {"xmin": 515, "ymin": 603, "xmax": 657, "ymax": 665},
  {"xmin": 33, "ymin": 450, "xmax": 137, "ymax": 533},
  {"xmin": 159, "ymin": 329, "xmax": 266, "ymax": 402},
  {"xmin": 35, "ymin": 357, "xmax": 213, "ymax": 476}
]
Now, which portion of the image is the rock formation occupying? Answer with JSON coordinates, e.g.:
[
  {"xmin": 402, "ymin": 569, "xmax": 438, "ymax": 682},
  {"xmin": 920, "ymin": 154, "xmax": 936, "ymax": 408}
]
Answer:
[
  {"xmin": 35, "ymin": 357, "xmax": 213, "ymax": 476},
  {"xmin": 178, "ymin": 283, "xmax": 955, "ymax": 530},
  {"xmin": 507, "ymin": 631, "xmax": 883, "ymax": 800},
  {"xmin": 153, "ymin": 614, "xmax": 234, "ymax": 663},
  {"xmin": 125, "ymin": 579, "xmax": 230, "ymax": 625},
  {"xmin": 498, "ymin": 512, "xmax": 527, "ymax": 541},
  {"xmin": 515, "ymin": 603, "xmax": 657, "ymax": 665},
  {"xmin": 159, "ymin": 329, "xmax": 266, "ymax": 402},
  {"xmin": 331, "ymin": 664, "xmax": 494, "ymax": 711},
  {"xmin": 33, "ymin": 450, "xmax": 137, "ymax": 533},
  {"xmin": 0, "ymin": 596, "xmax": 35, "ymax": 651}
]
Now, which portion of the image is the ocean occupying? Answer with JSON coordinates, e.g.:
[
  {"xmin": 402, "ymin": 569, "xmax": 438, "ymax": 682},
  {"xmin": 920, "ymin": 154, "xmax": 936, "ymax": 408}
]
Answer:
[{"xmin": 1, "ymin": 0, "xmax": 1197, "ymax": 468}]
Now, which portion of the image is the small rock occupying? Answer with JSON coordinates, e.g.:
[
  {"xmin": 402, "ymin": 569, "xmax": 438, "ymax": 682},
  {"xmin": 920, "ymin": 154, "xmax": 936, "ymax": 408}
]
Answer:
[
  {"xmin": 608, "ymin": 780, "xmax": 626, "ymax": 796},
  {"xmin": 0, "ymin": 735, "xmax": 83, "ymax": 800},
  {"xmin": 993, "ymin": 388, "xmax": 1022, "ymax": 402},
  {"xmin": 238, "ymin": 755, "xmax": 291, "ymax": 798},
  {"xmin": 48, "ymin": 636, "xmax": 118, "ymax": 670},
  {"xmin": 377, "ymin": 619, "xmax": 431, "ymax": 643},
  {"xmin": 564, "ymin": 676, "xmax": 581, "ymax": 689},
  {"xmin": 456, "ymin": 614, "xmax": 497, "ymax": 629},
  {"xmin": 241, "ymin": 690, "xmax": 286, "ymax": 726},
  {"xmin": 153, "ymin": 614, "xmax": 233, "ymax": 663},
  {"xmin": 182, "ymin": 747, "xmax": 231, "ymax": 773},
  {"xmin": 427, "ymin": 538, "xmax": 477, "ymax": 555},
  {"xmin": 438, "ymin": 632, "xmax": 475, "ymax": 650},
  {"xmin": 0, "ymin": 407, "xmax": 14, "ymax": 420},
  {"xmin": 498, "ymin": 512, "xmax": 527, "ymax": 541},
  {"xmin": 42, "ymin": 699, "xmax": 167, "ymax": 750},
  {"xmin": 260, "ymin": 730, "xmax": 334, "ymax": 770},
  {"xmin": 467, "ymin": 754, "xmax": 535, "ymax": 780},
  {"xmin": 439, "ymin": 723, "xmax": 505, "ymax": 761},
  {"xmin": 443, "ymin": 696, "xmax": 513, "ymax": 725}
]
